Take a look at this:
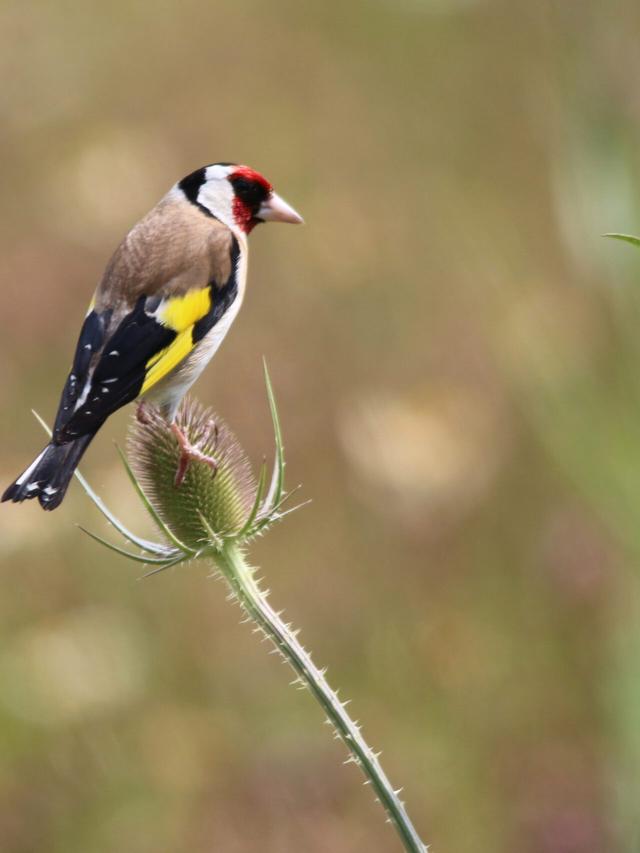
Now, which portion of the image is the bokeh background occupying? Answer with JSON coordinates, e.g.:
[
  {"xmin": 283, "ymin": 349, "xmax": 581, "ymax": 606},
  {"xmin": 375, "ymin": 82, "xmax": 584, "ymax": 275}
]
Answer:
[{"xmin": 2, "ymin": 1, "xmax": 640, "ymax": 851}]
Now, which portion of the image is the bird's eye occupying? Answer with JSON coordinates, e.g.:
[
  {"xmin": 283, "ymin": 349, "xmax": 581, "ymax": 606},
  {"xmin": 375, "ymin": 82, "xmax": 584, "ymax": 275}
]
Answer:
[{"xmin": 230, "ymin": 177, "xmax": 269, "ymax": 211}]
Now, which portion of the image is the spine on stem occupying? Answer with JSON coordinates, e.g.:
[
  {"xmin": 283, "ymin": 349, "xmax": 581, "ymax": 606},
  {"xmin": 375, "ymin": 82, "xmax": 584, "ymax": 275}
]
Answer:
[{"xmin": 215, "ymin": 542, "xmax": 427, "ymax": 853}]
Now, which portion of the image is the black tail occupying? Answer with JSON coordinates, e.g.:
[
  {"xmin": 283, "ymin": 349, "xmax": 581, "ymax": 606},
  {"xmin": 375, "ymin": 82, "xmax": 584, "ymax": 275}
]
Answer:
[{"xmin": 2, "ymin": 434, "xmax": 95, "ymax": 511}]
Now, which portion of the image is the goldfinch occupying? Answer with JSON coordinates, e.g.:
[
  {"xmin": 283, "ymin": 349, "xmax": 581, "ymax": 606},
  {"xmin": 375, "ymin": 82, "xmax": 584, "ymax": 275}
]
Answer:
[{"xmin": 3, "ymin": 163, "xmax": 303, "ymax": 510}]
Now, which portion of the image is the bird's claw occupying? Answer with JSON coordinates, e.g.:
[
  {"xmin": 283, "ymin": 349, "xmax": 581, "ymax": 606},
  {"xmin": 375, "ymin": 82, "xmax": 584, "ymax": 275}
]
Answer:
[
  {"xmin": 136, "ymin": 401, "xmax": 153, "ymax": 425},
  {"xmin": 171, "ymin": 422, "xmax": 219, "ymax": 488}
]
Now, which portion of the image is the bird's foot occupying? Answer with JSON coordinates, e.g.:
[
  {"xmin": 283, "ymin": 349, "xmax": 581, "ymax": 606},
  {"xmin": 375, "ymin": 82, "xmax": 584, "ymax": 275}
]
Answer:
[
  {"xmin": 171, "ymin": 422, "xmax": 219, "ymax": 488},
  {"xmin": 136, "ymin": 401, "xmax": 153, "ymax": 425}
]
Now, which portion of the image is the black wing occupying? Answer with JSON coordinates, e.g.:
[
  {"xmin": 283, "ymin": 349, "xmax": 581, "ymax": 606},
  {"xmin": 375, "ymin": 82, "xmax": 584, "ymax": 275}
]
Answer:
[
  {"xmin": 53, "ymin": 296, "xmax": 177, "ymax": 442},
  {"xmin": 53, "ymin": 308, "xmax": 111, "ymax": 436}
]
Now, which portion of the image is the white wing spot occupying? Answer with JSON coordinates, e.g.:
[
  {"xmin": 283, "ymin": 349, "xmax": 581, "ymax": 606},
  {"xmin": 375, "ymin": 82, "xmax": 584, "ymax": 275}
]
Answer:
[
  {"xmin": 108, "ymin": 350, "xmax": 119, "ymax": 357},
  {"xmin": 74, "ymin": 380, "xmax": 92, "ymax": 411}
]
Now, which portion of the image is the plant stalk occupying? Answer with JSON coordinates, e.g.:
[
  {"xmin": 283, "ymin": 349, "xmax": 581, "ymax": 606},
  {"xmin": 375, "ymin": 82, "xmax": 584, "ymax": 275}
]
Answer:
[{"xmin": 215, "ymin": 542, "xmax": 427, "ymax": 853}]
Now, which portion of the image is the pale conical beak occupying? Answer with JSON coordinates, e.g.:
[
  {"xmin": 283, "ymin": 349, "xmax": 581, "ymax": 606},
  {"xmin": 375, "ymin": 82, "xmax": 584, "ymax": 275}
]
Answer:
[{"xmin": 257, "ymin": 192, "xmax": 304, "ymax": 224}]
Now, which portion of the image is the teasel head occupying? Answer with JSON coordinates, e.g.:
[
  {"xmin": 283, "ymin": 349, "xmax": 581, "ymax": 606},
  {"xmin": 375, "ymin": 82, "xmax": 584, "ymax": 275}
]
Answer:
[
  {"xmin": 129, "ymin": 401, "xmax": 257, "ymax": 549},
  {"xmin": 75, "ymin": 364, "xmax": 305, "ymax": 572}
]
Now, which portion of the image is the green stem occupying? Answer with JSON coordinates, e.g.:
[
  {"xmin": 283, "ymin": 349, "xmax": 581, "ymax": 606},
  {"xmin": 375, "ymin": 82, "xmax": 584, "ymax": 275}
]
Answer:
[{"xmin": 215, "ymin": 542, "xmax": 427, "ymax": 853}]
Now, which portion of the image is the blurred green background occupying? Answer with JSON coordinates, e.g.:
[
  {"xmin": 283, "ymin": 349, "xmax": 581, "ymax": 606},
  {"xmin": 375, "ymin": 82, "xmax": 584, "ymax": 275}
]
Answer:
[{"xmin": 2, "ymin": 1, "xmax": 640, "ymax": 851}]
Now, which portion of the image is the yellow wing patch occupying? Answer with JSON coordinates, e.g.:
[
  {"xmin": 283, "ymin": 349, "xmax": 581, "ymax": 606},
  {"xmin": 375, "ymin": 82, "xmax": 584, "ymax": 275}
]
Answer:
[
  {"xmin": 141, "ymin": 329, "xmax": 193, "ymax": 393},
  {"xmin": 157, "ymin": 287, "xmax": 212, "ymax": 332},
  {"xmin": 140, "ymin": 287, "xmax": 212, "ymax": 394}
]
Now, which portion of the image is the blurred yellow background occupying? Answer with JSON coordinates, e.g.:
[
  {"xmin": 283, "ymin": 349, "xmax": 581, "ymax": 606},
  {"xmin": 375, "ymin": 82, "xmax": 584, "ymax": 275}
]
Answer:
[{"xmin": 2, "ymin": 1, "xmax": 640, "ymax": 851}]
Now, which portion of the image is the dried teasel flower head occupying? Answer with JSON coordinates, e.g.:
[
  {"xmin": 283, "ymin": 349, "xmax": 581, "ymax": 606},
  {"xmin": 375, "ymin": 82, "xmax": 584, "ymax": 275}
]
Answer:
[
  {"xmin": 128, "ymin": 399, "xmax": 257, "ymax": 550},
  {"xmin": 74, "ymin": 364, "xmax": 302, "ymax": 571}
]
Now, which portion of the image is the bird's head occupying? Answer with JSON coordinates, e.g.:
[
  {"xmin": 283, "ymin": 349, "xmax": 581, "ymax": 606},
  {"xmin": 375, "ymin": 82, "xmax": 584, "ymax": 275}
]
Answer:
[{"xmin": 177, "ymin": 163, "xmax": 303, "ymax": 234}]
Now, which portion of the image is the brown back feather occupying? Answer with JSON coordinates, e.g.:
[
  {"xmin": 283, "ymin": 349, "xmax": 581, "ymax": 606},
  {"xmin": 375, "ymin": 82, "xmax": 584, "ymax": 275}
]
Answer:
[{"xmin": 95, "ymin": 194, "xmax": 234, "ymax": 314}]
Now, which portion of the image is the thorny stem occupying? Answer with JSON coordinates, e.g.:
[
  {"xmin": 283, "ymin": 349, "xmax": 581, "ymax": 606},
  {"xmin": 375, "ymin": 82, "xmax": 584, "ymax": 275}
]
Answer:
[{"xmin": 215, "ymin": 542, "xmax": 427, "ymax": 853}]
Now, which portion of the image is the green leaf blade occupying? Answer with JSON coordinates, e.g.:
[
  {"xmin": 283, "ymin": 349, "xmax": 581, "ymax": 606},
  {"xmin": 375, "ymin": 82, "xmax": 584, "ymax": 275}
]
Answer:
[{"xmin": 603, "ymin": 233, "xmax": 640, "ymax": 248}]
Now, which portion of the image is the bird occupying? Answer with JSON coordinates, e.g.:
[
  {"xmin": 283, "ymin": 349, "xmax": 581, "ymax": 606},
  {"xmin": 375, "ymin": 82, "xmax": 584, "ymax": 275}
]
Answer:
[{"xmin": 2, "ymin": 163, "xmax": 303, "ymax": 510}]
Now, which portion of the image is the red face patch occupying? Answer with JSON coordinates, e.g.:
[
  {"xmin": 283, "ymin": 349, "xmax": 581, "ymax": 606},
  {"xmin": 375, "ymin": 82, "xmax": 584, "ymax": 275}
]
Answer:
[{"xmin": 229, "ymin": 166, "xmax": 273, "ymax": 233}]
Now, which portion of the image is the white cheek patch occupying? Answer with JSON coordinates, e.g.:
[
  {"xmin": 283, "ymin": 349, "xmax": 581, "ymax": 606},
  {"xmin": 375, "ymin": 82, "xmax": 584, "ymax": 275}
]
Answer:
[{"xmin": 197, "ymin": 171, "xmax": 236, "ymax": 230}]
